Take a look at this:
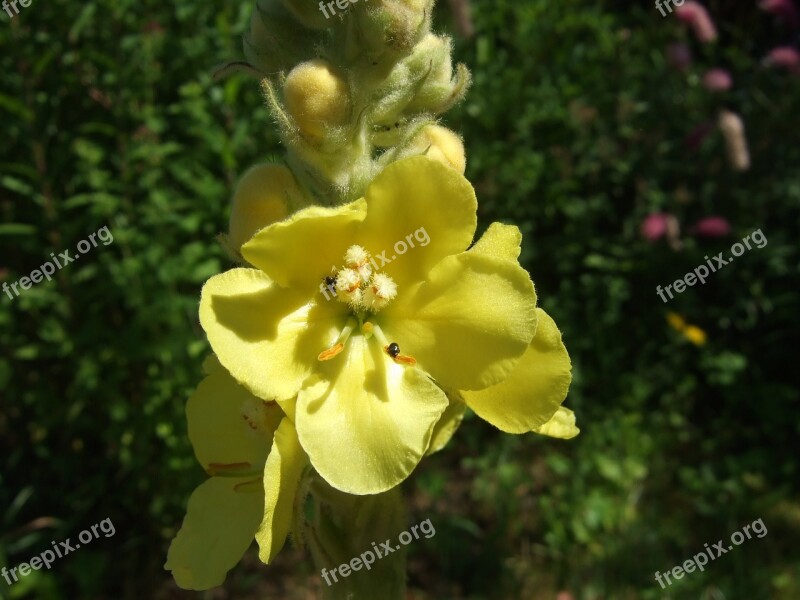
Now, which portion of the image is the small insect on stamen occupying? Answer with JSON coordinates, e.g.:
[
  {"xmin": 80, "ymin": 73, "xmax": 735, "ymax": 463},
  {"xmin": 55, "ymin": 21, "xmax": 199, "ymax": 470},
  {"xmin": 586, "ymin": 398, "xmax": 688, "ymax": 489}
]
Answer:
[
  {"xmin": 324, "ymin": 275, "xmax": 337, "ymax": 288},
  {"xmin": 384, "ymin": 343, "xmax": 417, "ymax": 365}
]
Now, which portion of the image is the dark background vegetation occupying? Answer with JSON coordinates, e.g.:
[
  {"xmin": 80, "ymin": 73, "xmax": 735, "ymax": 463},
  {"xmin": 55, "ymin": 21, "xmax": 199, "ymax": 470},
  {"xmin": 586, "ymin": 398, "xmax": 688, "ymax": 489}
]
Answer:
[{"xmin": 1, "ymin": 0, "xmax": 798, "ymax": 598}]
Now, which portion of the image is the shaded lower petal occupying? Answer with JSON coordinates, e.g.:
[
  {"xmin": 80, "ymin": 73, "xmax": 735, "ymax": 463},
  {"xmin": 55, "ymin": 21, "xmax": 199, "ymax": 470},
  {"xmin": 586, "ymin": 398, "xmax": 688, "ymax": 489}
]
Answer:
[
  {"xmin": 533, "ymin": 407, "xmax": 580, "ymax": 439},
  {"xmin": 256, "ymin": 418, "xmax": 309, "ymax": 563},
  {"xmin": 383, "ymin": 252, "xmax": 537, "ymax": 391},
  {"xmin": 296, "ymin": 335, "xmax": 448, "ymax": 494},
  {"xmin": 200, "ymin": 268, "xmax": 346, "ymax": 401},
  {"xmin": 165, "ymin": 477, "xmax": 263, "ymax": 590},
  {"xmin": 462, "ymin": 309, "xmax": 572, "ymax": 434},
  {"xmin": 425, "ymin": 391, "xmax": 466, "ymax": 456},
  {"xmin": 187, "ymin": 361, "xmax": 282, "ymax": 472}
]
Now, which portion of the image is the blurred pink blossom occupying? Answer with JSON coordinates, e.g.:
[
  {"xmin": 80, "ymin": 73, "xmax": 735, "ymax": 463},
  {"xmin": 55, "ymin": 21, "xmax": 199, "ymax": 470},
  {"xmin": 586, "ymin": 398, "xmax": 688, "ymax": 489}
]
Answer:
[
  {"xmin": 764, "ymin": 46, "xmax": 800, "ymax": 74},
  {"xmin": 759, "ymin": 0, "xmax": 799, "ymax": 27},
  {"xmin": 703, "ymin": 68, "xmax": 733, "ymax": 91},
  {"xmin": 675, "ymin": 2, "xmax": 718, "ymax": 43},
  {"xmin": 691, "ymin": 216, "xmax": 732, "ymax": 237},
  {"xmin": 641, "ymin": 213, "xmax": 672, "ymax": 242},
  {"xmin": 667, "ymin": 42, "xmax": 693, "ymax": 71}
]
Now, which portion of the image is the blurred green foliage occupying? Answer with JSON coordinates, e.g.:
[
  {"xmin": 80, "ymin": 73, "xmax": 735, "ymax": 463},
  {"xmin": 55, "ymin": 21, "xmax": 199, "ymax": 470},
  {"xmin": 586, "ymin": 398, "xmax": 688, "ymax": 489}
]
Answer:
[{"xmin": 1, "ymin": 0, "xmax": 798, "ymax": 599}]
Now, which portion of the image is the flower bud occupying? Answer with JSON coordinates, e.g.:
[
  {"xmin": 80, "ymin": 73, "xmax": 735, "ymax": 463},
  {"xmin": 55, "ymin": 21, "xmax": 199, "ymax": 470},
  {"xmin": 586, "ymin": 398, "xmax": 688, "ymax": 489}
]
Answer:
[
  {"xmin": 280, "ymin": 0, "xmax": 336, "ymax": 29},
  {"xmin": 403, "ymin": 34, "xmax": 470, "ymax": 115},
  {"xmin": 244, "ymin": 0, "xmax": 316, "ymax": 74},
  {"xmin": 229, "ymin": 164, "xmax": 301, "ymax": 252},
  {"xmin": 284, "ymin": 59, "xmax": 352, "ymax": 139},
  {"xmin": 406, "ymin": 125, "xmax": 466, "ymax": 173},
  {"xmin": 355, "ymin": 0, "xmax": 433, "ymax": 60}
]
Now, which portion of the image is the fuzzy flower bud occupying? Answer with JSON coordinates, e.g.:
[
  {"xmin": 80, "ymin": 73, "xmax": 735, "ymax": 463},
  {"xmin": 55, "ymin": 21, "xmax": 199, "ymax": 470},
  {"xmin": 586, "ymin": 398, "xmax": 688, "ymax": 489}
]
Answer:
[
  {"xmin": 228, "ymin": 164, "xmax": 301, "ymax": 252},
  {"xmin": 244, "ymin": 0, "xmax": 316, "ymax": 74},
  {"xmin": 280, "ymin": 0, "xmax": 335, "ymax": 29},
  {"xmin": 284, "ymin": 59, "xmax": 352, "ymax": 139},
  {"xmin": 403, "ymin": 34, "xmax": 471, "ymax": 115},
  {"xmin": 406, "ymin": 125, "xmax": 466, "ymax": 174},
  {"xmin": 355, "ymin": 0, "xmax": 434, "ymax": 60}
]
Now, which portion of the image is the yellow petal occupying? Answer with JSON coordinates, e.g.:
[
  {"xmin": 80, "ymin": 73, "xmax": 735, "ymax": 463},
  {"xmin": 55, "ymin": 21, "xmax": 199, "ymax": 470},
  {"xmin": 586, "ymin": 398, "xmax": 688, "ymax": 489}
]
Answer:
[
  {"xmin": 296, "ymin": 335, "xmax": 448, "ymax": 494},
  {"xmin": 426, "ymin": 391, "xmax": 466, "ymax": 455},
  {"xmin": 187, "ymin": 363, "xmax": 283, "ymax": 471},
  {"xmin": 469, "ymin": 222, "xmax": 522, "ymax": 262},
  {"xmin": 532, "ymin": 406, "xmax": 580, "ymax": 439},
  {"xmin": 357, "ymin": 156, "xmax": 477, "ymax": 287},
  {"xmin": 200, "ymin": 268, "xmax": 347, "ymax": 401},
  {"xmin": 462, "ymin": 308, "xmax": 572, "ymax": 433},
  {"xmin": 256, "ymin": 418, "xmax": 309, "ymax": 563},
  {"xmin": 241, "ymin": 199, "xmax": 367, "ymax": 293},
  {"xmin": 165, "ymin": 477, "xmax": 263, "ymax": 590},
  {"xmin": 383, "ymin": 251, "xmax": 537, "ymax": 391}
]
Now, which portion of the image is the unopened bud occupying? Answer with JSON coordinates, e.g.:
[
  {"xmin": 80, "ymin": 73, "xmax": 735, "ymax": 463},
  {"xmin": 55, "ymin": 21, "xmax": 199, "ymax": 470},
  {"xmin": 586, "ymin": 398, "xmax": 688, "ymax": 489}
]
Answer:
[
  {"xmin": 229, "ymin": 164, "xmax": 301, "ymax": 251},
  {"xmin": 284, "ymin": 59, "xmax": 352, "ymax": 139},
  {"xmin": 355, "ymin": 0, "xmax": 434, "ymax": 60},
  {"xmin": 244, "ymin": 0, "xmax": 316, "ymax": 74},
  {"xmin": 407, "ymin": 125, "xmax": 466, "ymax": 173},
  {"xmin": 280, "ymin": 0, "xmax": 336, "ymax": 29}
]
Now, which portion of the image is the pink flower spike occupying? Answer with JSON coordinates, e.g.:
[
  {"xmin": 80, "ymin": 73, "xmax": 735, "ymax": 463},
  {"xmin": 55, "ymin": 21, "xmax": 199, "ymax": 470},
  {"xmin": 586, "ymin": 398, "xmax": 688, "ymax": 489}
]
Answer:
[
  {"xmin": 641, "ymin": 213, "xmax": 671, "ymax": 242},
  {"xmin": 691, "ymin": 217, "xmax": 732, "ymax": 238},
  {"xmin": 764, "ymin": 46, "xmax": 800, "ymax": 74},
  {"xmin": 703, "ymin": 68, "xmax": 733, "ymax": 91},
  {"xmin": 675, "ymin": 2, "xmax": 718, "ymax": 43},
  {"xmin": 759, "ymin": 0, "xmax": 799, "ymax": 28}
]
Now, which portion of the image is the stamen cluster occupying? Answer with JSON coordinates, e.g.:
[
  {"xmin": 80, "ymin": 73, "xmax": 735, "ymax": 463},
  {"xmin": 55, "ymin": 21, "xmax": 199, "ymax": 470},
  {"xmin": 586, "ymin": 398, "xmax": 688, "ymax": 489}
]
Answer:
[{"xmin": 333, "ymin": 245, "xmax": 398, "ymax": 312}]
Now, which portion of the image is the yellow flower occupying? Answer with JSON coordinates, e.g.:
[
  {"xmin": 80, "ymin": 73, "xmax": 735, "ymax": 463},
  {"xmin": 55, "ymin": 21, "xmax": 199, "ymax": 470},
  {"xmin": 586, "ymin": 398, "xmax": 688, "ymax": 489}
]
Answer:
[
  {"xmin": 666, "ymin": 311, "xmax": 707, "ymax": 346},
  {"xmin": 165, "ymin": 357, "xmax": 308, "ymax": 590},
  {"xmin": 199, "ymin": 157, "xmax": 574, "ymax": 495},
  {"xmin": 683, "ymin": 325, "xmax": 707, "ymax": 346}
]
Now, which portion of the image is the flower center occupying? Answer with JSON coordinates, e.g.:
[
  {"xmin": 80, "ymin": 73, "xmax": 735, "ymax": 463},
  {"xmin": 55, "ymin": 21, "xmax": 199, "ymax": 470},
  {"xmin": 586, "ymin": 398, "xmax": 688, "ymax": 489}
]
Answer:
[
  {"xmin": 322, "ymin": 244, "xmax": 398, "ymax": 312},
  {"xmin": 317, "ymin": 245, "xmax": 415, "ymax": 365}
]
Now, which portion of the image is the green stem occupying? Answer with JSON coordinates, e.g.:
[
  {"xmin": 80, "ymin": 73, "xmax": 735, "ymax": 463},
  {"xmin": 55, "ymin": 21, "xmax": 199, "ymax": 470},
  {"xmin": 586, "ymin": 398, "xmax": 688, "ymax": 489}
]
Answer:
[{"xmin": 305, "ymin": 473, "xmax": 407, "ymax": 600}]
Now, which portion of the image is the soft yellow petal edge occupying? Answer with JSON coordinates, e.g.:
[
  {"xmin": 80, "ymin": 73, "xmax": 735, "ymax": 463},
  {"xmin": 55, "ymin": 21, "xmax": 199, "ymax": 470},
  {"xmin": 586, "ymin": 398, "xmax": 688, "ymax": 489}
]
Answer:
[
  {"xmin": 256, "ymin": 418, "xmax": 309, "ymax": 564},
  {"xmin": 532, "ymin": 407, "xmax": 580, "ymax": 439}
]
